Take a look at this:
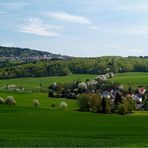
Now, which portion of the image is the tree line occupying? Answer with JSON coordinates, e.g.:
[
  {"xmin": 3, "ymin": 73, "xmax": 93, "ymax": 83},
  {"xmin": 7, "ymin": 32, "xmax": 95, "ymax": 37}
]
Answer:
[{"xmin": 0, "ymin": 56, "xmax": 148, "ymax": 79}]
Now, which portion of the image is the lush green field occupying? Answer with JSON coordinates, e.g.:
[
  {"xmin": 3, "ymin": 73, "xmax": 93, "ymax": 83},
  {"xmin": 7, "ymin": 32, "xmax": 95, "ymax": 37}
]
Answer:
[
  {"xmin": 0, "ymin": 74, "xmax": 97, "ymax": 91},
  {"xmin": 111, "ymin": 72, "xmax": 148, "ymax": 88},
  {"xmin": 0, "ymin": 72, "xmax": 147, "ymax": 92},
  {"xmin": 0, "ymin": 72, "xmax": 148, "ymax": 147},
  {"xmin": 0, "ymin": 105, "xmax": 147, "ymax": 147},
  {"xmin": 0, "ymin": 91, "xmax": 79, "ymax": 110}
]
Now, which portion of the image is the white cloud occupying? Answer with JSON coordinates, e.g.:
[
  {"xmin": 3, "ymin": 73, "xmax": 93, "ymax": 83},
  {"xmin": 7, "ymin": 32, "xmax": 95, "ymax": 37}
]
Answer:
[
  {"xmin": 91, "ymin": 26, "xmax": 100, "ymax": 30},
  {"xmin": 18, "ymin": 17, "xmax": 61, "ymax": 37},
  {"xmin": 46, "ymin": 11, "xmax": 91, "ymax": 24}
]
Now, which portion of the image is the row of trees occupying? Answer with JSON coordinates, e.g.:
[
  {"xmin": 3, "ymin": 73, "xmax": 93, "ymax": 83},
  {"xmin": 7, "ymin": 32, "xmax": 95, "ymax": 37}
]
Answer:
[
  {"xmin": 0, "ymin": 56, "xmax": 148, "ymax": 79},
  {"xmin": 77, "ymin": 93, "xmax": 136, "ymax": 115}
]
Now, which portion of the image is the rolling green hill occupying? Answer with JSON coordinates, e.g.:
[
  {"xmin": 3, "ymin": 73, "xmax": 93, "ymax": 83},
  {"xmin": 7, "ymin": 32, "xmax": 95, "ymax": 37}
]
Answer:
[
  {"xmin": 0, "ymin": 72, "xmax": 147, "ymax": 92},
  {"xmin": 110, "ymin": 72, "xmax": 148, "ymax": 88},
  {"xmin": 0, "ymin": 46, "xmax": 70, "ymax": 62},
  {"xmin": 0, "ymin": 91, "xmax": 79, "ymax": 110},
  {"xmin": 0, "ymin": 74, "xmax": 97, "ymax": 91},
  {"xmin": 0, "ymin": 72, "xmax": 148, "ymax": 147}
]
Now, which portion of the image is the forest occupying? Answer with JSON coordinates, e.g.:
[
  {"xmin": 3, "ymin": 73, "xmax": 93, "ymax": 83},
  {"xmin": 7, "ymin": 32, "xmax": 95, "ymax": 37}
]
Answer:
[{"xmin": 0, "ymin": 56, "xmax": 148, "ymax": 79}]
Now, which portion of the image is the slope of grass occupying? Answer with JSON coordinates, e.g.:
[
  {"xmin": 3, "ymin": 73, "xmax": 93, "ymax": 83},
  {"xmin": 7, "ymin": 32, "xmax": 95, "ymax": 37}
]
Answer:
[
  {"xmin": 110, "ymin": 72, "xmax": 148, "ymax": 88},
  {"xmin": 0, "ymin": 106, "xmax": 147, "ymax": 147},
  {"xmin": 0, "ymin": 74, "xmax": 97, "ymax": 91},
  {"xmin": 0, "ymin": 72, "xmax": 148, "ymax": 147},
  {"xmin": 0, "ymin": 91, "xmax": 79, "ymax": 110}
]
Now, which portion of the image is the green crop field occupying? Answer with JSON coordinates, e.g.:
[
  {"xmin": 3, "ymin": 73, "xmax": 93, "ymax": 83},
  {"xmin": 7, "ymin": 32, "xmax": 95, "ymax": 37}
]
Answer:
[
  {"xmin": 0, "ymin": 73, "xmax": 148, "ymax": 147},
  {"xmin": 0, "ymin": 105, "xmax": 147, "ymax": 147}
]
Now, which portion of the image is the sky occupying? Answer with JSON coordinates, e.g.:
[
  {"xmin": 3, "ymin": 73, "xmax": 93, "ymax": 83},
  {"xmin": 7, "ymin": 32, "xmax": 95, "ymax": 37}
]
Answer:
[{"xmin": 0, "ymin": 0, "xmax": 148, "ymax": 57}]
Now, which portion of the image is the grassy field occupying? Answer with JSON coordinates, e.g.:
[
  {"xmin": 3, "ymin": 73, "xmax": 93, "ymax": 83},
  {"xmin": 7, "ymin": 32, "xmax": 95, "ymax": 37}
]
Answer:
[
  {"xmin": 0, "ymin": 74, "xmax": 97, "ymax": 91},
  {"xmin": 0, "ymin": 91, "xmax": 79, "ymax": 110},
  {"xmin": 0, "ymin": 72, "xmax": 147, "ymax": 92},
  {"xmin": 110, "ymin": 72, "xmax": 148, "ymax": 88},
  {"xmin": 0, "ymin": 105, "xmax": 147, "ymax": 147},
  {"xmin": 0, "ymin": 72, "xmax": 148, "ymax": 147}
]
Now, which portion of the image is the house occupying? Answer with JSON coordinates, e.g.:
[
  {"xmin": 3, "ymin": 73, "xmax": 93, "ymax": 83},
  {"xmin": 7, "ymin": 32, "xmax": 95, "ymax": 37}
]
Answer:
[
  {"xmin": 138, "ymin": 87, "xmax": 146, "ymax": 95},
  {"xmin": 101, "ymin": 91, "xmax": 111, "ymax": 99},
  {"xmin": 132, "ymin": 94, "xmax": 142, "ymax": 103}
]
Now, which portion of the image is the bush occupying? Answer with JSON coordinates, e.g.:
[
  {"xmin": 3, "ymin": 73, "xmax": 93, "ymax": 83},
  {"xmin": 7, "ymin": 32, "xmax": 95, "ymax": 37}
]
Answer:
[
  {"xmin": 105, "ymin": 99, "xmax": 112, "ymax": 114},
  {"xmin": 114, "ymin": 92, "xmax": 123, "ymax": 105},
  {"xmin": 88, "ymin": 94, "xmax": 102, "ymax": 113},
  {"xmin": 51, "ymin": 104, "xmax": 56, "ymax": 107},
  {"xmin": 0, "ymin": 97, "xmax": 5, "ymax": 104},
  {"xmin": 77, "ymin": 94, "xmax": 90, "ymax": 111},
  {"xmin": 78, "ymin": 82, "xmax": 87, "ymax": 93},
  {"xmin": 5, "ymin": 96, "xmax": 16, "ymax": 105},
  {"xmin": 118, "ymin": 103, "xmax": 128, "ymax": 115},
  {"xmin": 102, "ymin": 97, "xmax": 111, "ymax": 114},
  {"xmin": 144, "ymin": 100, "xmax": 148, "ymax": 110},
  {"xmin": 124, "ymin": 98, "xmax": 136, "ymax": 113},
  {"xmin": 59, "ymin": 101, "xmax": 68, "ymax": 110},
  {"xmin": 49, "ymin": 82, "xmax": 64, "ymax": 92},
  {"xmin": 32, "ymin": 99, "xmax": 40, "ymax": 108}
]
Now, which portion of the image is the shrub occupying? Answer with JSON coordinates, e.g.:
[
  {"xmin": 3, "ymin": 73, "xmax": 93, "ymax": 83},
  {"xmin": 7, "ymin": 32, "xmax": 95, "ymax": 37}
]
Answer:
[
  {"xmin": 78, "ymin": 82, "xmax": 87, "ymax": 93},
  {"xmin": 144, "ymin": 100, "xmax": 148, "ymax": 105},
  {"xmin": 109, "ymin": 72, "xmax": 114, "ymax": 78},
  {"xmin": 49, "ymin": 82, "xmax": 57, "ymax": 90},
  {"xmin": 144, "ymin": 100, "xmax": 148, "ymax": 110},
  {"xmin": 88, "ymin": 94, "xmax": 102, "ymax": 113},
  {"xmin": 118, "ymin": 103, "xmax": 128, "ymax": 115},
  {"xmin": 77, "ymin": 94, "xmax": 90, "ymax": 111},
  {"xmin": 105, "ymin": 99, "xmax": 112, "ymax": 114},
  {"xmin": 119, "ymin": 85, "xmax": 124, "ymax": 90},
  {"xmin": 0, "ymin": 97, "xmax": 5, "ymax": 104},
  {"xmin": 114, "ymin": 92, "xmax": 123, "ymax": 105},
  {"xmin": 95, "ymin": 75, "xmax": 107, "ymax": 81},
  {"xmin": 102, "ymin": 97, "xmax": 111, "ymax": 114},
  {"xmin": 59, "ymin": 101, "xmax": 68, "ymax": 110},
  {"xmin": 125, "ymin": 98, "xmax": 136, "ymax": 113},
  {"xmin": 5, "ymin": 96, "xmax": 16, "ymax": 105},
  {"xmin": 49, "ymin": 82, "xmax": 64, "ymax": 91},
  {"xmin": 51, "ymin": 104, "xmax": 56, "ymax": 107},
  {"xmin": 32, "ymin": 99, "xmax": 40, "ymax": 108},
  {"xmin": 87, "ymin": 80, "xmax": 97, "ymax": 92}
]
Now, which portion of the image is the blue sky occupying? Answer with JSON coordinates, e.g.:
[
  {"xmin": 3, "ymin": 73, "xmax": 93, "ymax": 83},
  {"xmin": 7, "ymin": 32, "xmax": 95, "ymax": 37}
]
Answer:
[{"xmin": 0, "ymin": 0, "xmax": 148, "ymax": 57}]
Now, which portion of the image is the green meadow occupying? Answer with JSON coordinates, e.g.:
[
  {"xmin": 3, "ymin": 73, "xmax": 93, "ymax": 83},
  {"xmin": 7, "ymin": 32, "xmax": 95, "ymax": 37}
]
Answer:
[
  {"xmin": 0, "ymin": 74, "xmax": 97, "ymax": 91},
  {"xmin": 0, "ymin": 72, "xmax": 148, "ymax": 147},
  {"xmin": 110, "ymin": 72, "xmax": 148, "ymax": 88},
  {"xmin": 0, "ymin": 105, "xmax": 147, "ymax": 147}
]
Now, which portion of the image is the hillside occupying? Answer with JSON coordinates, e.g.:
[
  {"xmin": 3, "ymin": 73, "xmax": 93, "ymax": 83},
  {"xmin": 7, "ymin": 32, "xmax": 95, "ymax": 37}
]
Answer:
[
  {"xmin": 0, "ymin": 46, "xmax": 148, "ymax": 79},
  {"xmin": 0, "ymin": 46, "xmax": 71, "ymax": 62}
]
